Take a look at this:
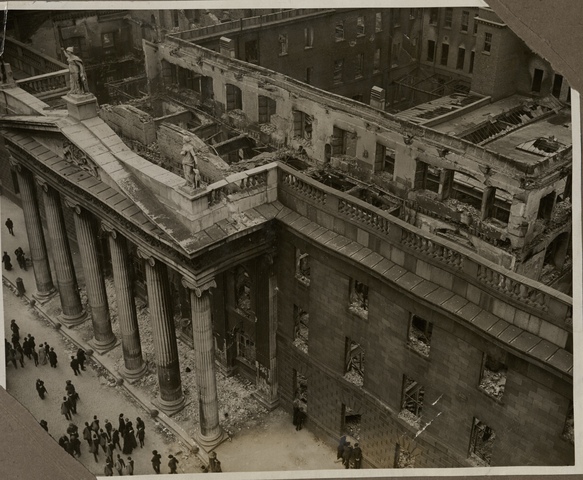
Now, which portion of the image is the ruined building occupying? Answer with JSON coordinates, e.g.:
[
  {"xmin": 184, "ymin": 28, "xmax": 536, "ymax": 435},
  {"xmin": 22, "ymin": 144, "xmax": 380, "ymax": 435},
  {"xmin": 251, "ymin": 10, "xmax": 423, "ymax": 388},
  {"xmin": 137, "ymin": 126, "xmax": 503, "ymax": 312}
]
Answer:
[{"xmin": 0, "ymin": 7, "xmax": 574, "ymax": 469}]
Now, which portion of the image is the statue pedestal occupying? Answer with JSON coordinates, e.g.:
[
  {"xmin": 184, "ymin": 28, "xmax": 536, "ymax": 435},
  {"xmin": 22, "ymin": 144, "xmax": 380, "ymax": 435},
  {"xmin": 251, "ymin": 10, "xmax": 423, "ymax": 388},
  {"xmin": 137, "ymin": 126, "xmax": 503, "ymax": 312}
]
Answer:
[{"xmin": 63, "ymin": 93, "xmax": 98, "ymax": 121}]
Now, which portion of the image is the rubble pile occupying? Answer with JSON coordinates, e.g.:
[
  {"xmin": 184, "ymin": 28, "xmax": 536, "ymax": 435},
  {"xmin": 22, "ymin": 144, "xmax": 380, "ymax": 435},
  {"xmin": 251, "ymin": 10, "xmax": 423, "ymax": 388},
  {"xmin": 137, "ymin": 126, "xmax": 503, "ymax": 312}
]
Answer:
[
  {"xmin": 343, "ymin": 369, "xmax": 364, "ymax": 387},
  {"xmin": 479, "ymin": 368, "xmax": 506, "ymax": 399},
  {"xmin": 396, "ymin": 448, "xmax": 416, "ymax": 468},
  {"xmin": 408, "ymin": 325, "xmax": 430, "ymax": 357},
  {"xmin": 398, "ymin": 409, "xmax": 422, "ymax": 429}
]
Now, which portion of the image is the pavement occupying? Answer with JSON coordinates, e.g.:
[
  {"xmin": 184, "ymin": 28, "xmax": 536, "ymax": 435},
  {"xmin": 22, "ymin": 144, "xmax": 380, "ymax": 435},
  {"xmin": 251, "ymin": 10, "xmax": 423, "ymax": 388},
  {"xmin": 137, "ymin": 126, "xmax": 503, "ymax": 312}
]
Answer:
[{"xmin": 1, "ymin": 195, "xmax": 341, "ymax": 474}]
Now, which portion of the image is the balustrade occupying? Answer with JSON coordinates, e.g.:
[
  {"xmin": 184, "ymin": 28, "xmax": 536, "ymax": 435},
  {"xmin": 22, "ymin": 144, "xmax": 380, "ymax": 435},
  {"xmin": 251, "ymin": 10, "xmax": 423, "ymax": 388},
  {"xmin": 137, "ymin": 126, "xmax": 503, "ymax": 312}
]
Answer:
[
  {"xmin": 281, "ymin": 172, "xmax": 327, "ymax": 204},
  {"xmin": 338, "ymin": 199, "xmax": 391, "ymax": 236},
  {"xmin": 16, "ymin": 70, "xmax": 69, "ymax": 97}
]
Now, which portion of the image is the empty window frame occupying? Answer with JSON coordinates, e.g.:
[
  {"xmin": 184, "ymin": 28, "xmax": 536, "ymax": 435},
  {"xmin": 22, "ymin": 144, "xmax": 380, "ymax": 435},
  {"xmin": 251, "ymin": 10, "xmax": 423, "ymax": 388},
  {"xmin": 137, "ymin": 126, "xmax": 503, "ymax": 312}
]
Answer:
[
  {"xmin": 373, "ymin": 48, "xmax": 381, "ymax": 72},
  {"xmin": 102, "ymin": 32, "xmax": 115, "ymax": 48},
  {"xmin": 293, "ymin": 305, "xmax": 309, "ymax": 353},
  {"xmin": 225, "ymin": 83, "xmax": 243, "ymax": 111},
  {"xmin": 332, "ymin": 126, "xmax": 357, "ymax": 157},
  {"xmin": 478, "ymin": 354, "xmax": 507, "ymax": 400},
  {"xmin": 335, "ymin": 21, "xmax": 345, "ymax": 41},
  {"xmin": 344, "ymin": 338, "xmax": 365, "ymax": 386},
  {"xmin": 537, "ymin": 191, "xmax": 556, "ymax": 221},
  {"xmin": 469, "ymin": 418, "xmax": 495, "ymax": 466},
  {"xmin": 427, "ymin": 40, "xmax": 436, "ymax": 62},
  {"xmin": 408, "ymin": 315, "xmax": 433, "ymax": 357},
  {"xmin": 305, "ymin": 27, "xmax": 314, "ymax": 48},
  {"xmin": 482, "ymin": 187, "xmax": 511, "ymax": 224},
  {"xmin": 245, "ymin": 39, "xmax": 259, "ymax": 63},
  {"xmin": 292, "ymin": 110, "xmax": 313, "ymax": 140},
  {"xmin": 357, "ymin": 16, "xmax": 365, "ymax": 36},
  {"xmin": 532, "ymin": 68, "xmax": 544, "ymax": 92},
  {"xmin": 457, "ymin": 47, "xmax": 466, "ymax": 70},
  {"xmin": 295, "ymin": 248, "xmax": 311, "ymax": 285},
  {"xmin": 258, "ymin": 95, "xmax": 276, "ymax": 124},
  {"xmin": 375, "ymin": 143, "xmax": 395, "ymax": 176},
  {"xmin": 375, "ymin": 12, "xmax": 382, "ymax": 32},
  {"xmin": 429, "ymin": 8, "xmax": 438, "ymax": 25},
  {"xmin": 552, "ymin": 74, "xmax": 564, "ymax": 98},
  {"xmin": 333, "ymin": 58, "xmax": 344, "ymax": 84},
  {"xmin": 355, "ymin": 53, "xmax": 364, "ymax": 78},
  {"xmin": 452, "ymin": 172, "xmax": 483, "ymax": 211},
  {"xmin": 279, "ymin": 33, "xmax": 288, "ymax": 55},
  {"xmin": 400, "ymin": 375, "xmax": 425, "ymax": 426},
  {"xmin": 461, "ymin": 11, "xmax": 470, "ymax": 32},
  {"xmin": 349, "ymin": 278, "xmax": 368, "ymax": 318},
  {"xmin": 234, "ymin": 266, "xmax": 253, "ymax": 317},
  {"xmin": 440, "ymin": 43, "xmax": 449, "ymax": 66},
  {"xmin": 469, "ymin": 50, "xmax": 476, "ymax": 73},
  {"xmin": 444, "ymin": 8, "xmax": 453, "ymax": 28},
  {"xmin": 484, "ymin": 32, "xmax": 492, "ymax": 53},
  {"xmin": 305, "ymin": 67, "xmax": 313, "ymax": 85}
]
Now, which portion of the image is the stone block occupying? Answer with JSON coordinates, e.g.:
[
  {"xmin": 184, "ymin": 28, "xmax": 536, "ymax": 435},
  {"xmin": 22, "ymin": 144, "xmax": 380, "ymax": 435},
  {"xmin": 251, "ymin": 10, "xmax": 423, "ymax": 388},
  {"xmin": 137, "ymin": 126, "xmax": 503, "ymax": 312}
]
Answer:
[
  {"xmin": 539, "ymin": 321, "xmax": 568, "ymax": 348},
  {"xmin": 64, "ymin": 93, "xmax": 99, "ymax": 121}
]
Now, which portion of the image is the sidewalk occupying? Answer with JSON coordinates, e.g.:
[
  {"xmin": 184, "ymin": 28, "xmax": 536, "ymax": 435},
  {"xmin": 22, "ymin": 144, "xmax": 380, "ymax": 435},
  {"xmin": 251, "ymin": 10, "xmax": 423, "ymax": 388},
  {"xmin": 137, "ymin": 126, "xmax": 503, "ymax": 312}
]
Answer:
[{"xmin": 1, "ymin": 195, "xmax": 340, "ymax": 473}]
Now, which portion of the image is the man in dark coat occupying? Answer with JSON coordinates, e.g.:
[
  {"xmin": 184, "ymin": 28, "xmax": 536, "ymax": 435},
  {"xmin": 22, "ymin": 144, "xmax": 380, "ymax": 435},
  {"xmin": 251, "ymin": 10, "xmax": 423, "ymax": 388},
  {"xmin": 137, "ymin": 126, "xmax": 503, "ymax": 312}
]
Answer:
[
  {"xmin": 22, "ymin": 337, "xmax": 32, "ymax": 359},
  {"xmin": 2, "ymin": 251, "xmax": 12, "ymax": 270},
  {"xmin": 31, "ymin": 347, "xmax": 39, "ymax": 366},
  {"xmin": 168, "ymin": 454, "xmax": 179, "ymax": 474},
  {"xmin": 104, "ymin": 418, "xmax": 113, "ymax": 436},
  {"xmin": 61, "ymin": 396, "xmax": 72, "ymax": 421},
  {"xmin": 77, "ymin": 348, "xmax": 87, "ymax": 370},
  {"xmin": 83, "ymin": 422, "xmax": 92, "ymax": 446},
  {"xmin": 10, "ymin": 319, "xmax": 19, "ymax": 341},
  {"xmin": 5, "ymin": 217, "xmax": 14, "ymax": 235},
  {"xmin": 39, "ymin": 419, "xmax": 49, "ymax": 432},
  {"xmin": 112, "ymin": 428, "xmax": 121, "ymax": 450},
  {"xmin": 70, "ymin": 433, "xmax": 81, "ymax": 457},
  {"xmin": 36, "ymin": 379, "xmax": 47, "ymax": 399},
  {"xmin": 118, "ymin": 413, "xmax": 126, "ymax": 437},
  {"xmin": 48, "ymin": 347, "xmax": 58, "ymax": 368},
  {"xmin": 351, "ymin": 442, "xmax": 363, "ymax": 469},
  {"xmin": 342, "ymin": 441, "xmax": 353, "ymax": 469},
  {"xmin": 91, "ymin": 415, "xmax": 100, "ymax": 432},
  {"xmin": 151, "ymin": 450, "xmax": 162, "ymax": 474},
  {"xmin": 70, "ymin": 355, "xmax": 81, "ymax": 375}
]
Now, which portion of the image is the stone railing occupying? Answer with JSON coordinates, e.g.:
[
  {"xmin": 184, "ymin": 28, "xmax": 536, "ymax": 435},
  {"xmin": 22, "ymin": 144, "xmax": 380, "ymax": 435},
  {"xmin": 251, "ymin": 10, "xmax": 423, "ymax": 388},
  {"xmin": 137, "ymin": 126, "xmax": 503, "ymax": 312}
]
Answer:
[
  {"xmin": 16, "ymin": 70, "xmax": 70, "ymax": 99},
  {"xmin": 3, "ymin": 37, "xmax": 67, "ymax": 76},
  {"xmin": 205, "ymin": 164, "xmax": 273, "ymax": 209},
  {"xmin": 170, "ymin": 9, "xmax": 332, "ymax": 41},
  {"xmin": 277, "ymin": 163, "xmax": 572, "ymax": 331}
]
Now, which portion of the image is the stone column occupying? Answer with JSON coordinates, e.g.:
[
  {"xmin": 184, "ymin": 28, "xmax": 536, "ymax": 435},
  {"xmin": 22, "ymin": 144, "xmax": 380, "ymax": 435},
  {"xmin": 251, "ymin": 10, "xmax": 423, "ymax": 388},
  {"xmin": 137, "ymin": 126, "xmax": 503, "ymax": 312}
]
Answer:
[
  {"xmin": 138, "ymin": 249, "xmax": 184, "ymax": 414},
  {"xmin": 65, "ymin": 199, "xmax": 116, "ymax": 353},
  {"xmin": 182, "ymin": 276, "xmax": 225, "ymax": 448},
  {"xmin": 36, "ymin": 178, "xmax": 86, "ymax": 326},
  {"xmin": 102, "ymin": 222, "xmax": 146, "ymax": 379},
  {"xmin": 10, "ymin": 160, "xmax": 55, "ymax": 302}
]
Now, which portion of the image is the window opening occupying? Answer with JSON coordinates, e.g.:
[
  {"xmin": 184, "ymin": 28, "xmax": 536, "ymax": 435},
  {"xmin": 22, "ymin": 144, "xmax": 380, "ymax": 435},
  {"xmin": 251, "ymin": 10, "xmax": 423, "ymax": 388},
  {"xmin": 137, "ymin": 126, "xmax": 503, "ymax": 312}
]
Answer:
[
  {"xmin": 305, "ymin": 27, "xmax": 314, "ymax": 48},
  {"xmin": 484, "ymin": 32, "xmax": 492, "ymax": 53},
  {"xmin": 357, "ymin": 16, "xmax": 365, "ymax": 36},
  {"xmin": 469, "ymin": 418, "xmax": 495, "ymax": 466},
  {"xmin": 427, "ymin": 40, "xmax": 436, "ymax": 62},
  {"xmin": 399, "ymin": 375, "xmax": 424, "ymax": 428},
  {"xmin": 293, "ymin": 306, "xmax": 309, "ymax": 353},
  {"xmin": 295, "ymin": 248, "xmax": 311, "ymax": 285},
  {"xmin": 461, "ymin": 11, "xmax": 469, "ymax": 32},
  {"xmin": 335, "ymin": 21, "xmax": 344, "ymax": 41},
  {"xmin": 440, "ymin": 43, "xmax": 449, "ymax": 66},
  {"xmin": 444, "ymin": 8, "xmax": 453, "ymax": 28},
  {"xmin": 344, "ymin": 338, "xmax": 364, "ymax": 386},
  {"xmin": 408, "ymin": 315, "xmax": 433, "ymax": 357},
  {"xmin": 292, "ymin": 110, "xmax": 313, "ymax": 140},
  {"xmin": 349, "ymin": 278, "xmax": 368, "ymax": 318},
  {"xmin": 478, "ymin": 354, "xmax": 507, "ymax": 400}
]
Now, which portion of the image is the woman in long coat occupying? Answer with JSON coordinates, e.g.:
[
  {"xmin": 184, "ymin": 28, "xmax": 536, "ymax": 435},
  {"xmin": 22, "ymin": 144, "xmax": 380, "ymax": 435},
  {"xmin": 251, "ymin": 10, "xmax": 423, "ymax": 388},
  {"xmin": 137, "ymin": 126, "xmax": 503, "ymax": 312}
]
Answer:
[
  {"xmin": 123, "ymin": 425, "xmax": 137, "ymax": 454},
  {"xmin": 38, "ymin": 344, "xmax": 47, "ymax": 365}
]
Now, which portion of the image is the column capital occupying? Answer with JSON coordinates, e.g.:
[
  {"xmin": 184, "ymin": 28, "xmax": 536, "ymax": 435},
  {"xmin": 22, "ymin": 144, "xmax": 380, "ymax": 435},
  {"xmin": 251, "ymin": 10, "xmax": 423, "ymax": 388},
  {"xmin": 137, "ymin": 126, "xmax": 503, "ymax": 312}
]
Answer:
[
  {"xmin": 182, "ymin": 276, "xmax": 217, "ymax": 298},
  {"xmin": 136, "ymin": 247, "xmax": 157, "ymax": 267},
  {"xmin": 62, "ymin": 196, "xmax": 83, "ymax": 215},
  {"xmin": 8, "ymin": 156, "xmax": 22, "ymax": 172},
  {"xmin": 34, "ymin": 175, "xmax": 50, "ymax": 193},
  {"xmin": 101, "ymin": 220, "xmax": 118, "ymax": 239}
]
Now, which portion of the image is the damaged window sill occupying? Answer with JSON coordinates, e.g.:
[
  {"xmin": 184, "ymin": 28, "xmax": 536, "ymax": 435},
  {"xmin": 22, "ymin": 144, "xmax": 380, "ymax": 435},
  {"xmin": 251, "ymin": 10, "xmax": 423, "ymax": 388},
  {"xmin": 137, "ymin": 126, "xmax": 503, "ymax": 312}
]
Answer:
[
  {"xmin": 477, "ymin": 386, "xmax": 504, "ymax": 404},
  {"xmin": 348, "ymin": 305, "xmax": 368, "ymax": 320},
  {"xmin": 406, "ymin": 343, "xmax": 431, "ymax": 360}
]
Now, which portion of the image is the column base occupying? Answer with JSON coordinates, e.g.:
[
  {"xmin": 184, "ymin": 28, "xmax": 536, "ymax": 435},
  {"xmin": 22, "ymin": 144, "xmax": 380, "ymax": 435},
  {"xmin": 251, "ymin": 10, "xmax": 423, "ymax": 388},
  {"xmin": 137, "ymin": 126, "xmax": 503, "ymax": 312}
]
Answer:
[
  {"xmin": 194, "ymin": 428, "xmax": 228, "ymax": 452},
  {"xmin": 153, "ymin": 395, "xmax": 186, "ymax": 417},
  {"xmin": 59, "ymin": 310, "xmax": 88, "ymax": 328},
  {"xmin": 32, "ymin": 288, "xmax": 57, "ymax": 305},
  {"xmin": 88, "ymin": 336, "xmax": 119, "ymax": 355},
  {"xmin": 252, "ymin": 391, "xmax": 280, "ymax": 411},
  {"xmin": 119, "ymin": 362, "xmax": 148, "ymax": 383}
]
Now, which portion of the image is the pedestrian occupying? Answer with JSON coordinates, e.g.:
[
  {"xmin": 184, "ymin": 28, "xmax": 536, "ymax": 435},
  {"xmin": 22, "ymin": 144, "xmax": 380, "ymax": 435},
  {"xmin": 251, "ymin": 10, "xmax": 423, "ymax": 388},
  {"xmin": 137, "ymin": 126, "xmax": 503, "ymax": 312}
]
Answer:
[
  {"xmin": 104, "ymin": 458, "xmax": 114, "ymax": 477},
  {"xmin": 118, "ymin": 413, "xmax": 126, "ymax": 438},
  {"xmin": 342, "ymin": 441, "xmax": 353, "ymax": 469},
  {"xmin": 44, "ymin": 343, "xmax": 50, "ymax": 356},
  {"xmin": 5, "ymin": 217, "xmax": 14, "ymax": 235},
  {"xmin": 151, "ymin": 450, "xmax": 162, "ymax": 474},
  {"xmin": 38, "ymin": 343, "xmax": 47, "ymax": 365},
  {"xmin": 137, "ymin": 425, "xmax": 145, "ymax": 448},
  {"xmin": 106, "ymin": 439, "xmax": 115, "ymax": 460},
  {"xmin": 15, "ymin": 247, "xmax": 26, "ymax": 270},
  {"xmin": 91, "ymin": 415, "xmax": 100, "ymax": 432},
  {"xmin": 90, "ymin": 437, "xmax": 99, "ymax": 463},
  {"xmin": 136, "ymin": 417, "xmax": 145, "ymax": 433},
  {"xmin": 58, "ymin": 434, "xmax": 70, "ymax": 452},
  {"xmin": 168, "ymin": 454, "xmax": 179, "ymax": 474},
  {"xmin": 98, "ymin": 429, "xmax": 108, "ymax": 453},
  {"xmin": 83, "ymin": 422, "xmax": 92, "ymax": 446},
  {"xmin": 114, "ymin": 454, "xmax": 126, "ymax": 475},
  {"xmin": 124, "ymin": 456, "xmax": 134, "ymax": 476},
  {"xmin": 49, "ymin": 347, "xmax": 58, "ymax": 368},
  {"xmin": 22, "ymin": 337, "xmax": 32, "ymax": 359},
  {"xmin": 208, "ymin": 451, "xmax": 222, "ymax": 472},
  {"xmin": 104, "ymin": 418, "xmax": 113, "ymax": 436},
  {"xmin": 36, "ymin": 379, "xmax": 47, "ymax": 399},
  {"xmin": 76, "ymin": 348, "xmax": 87, "ymax": 370},
  {"xmin": 31, "ymin": 347, "xmax": 39, "ymax": 366},
  {"xmin": 2, "ymin": 251, "xmax": 13, "ymax": 270},
  {"xmin": 39, "ymin": 419, "xmax": 48, "ymax": 432},
  {"xmin": 70, "ymin": 355, "xmax": 81, "ymax": 376},
  {"xmin": 336, "ymin": 435, "xmax": 347, "ymax": 461},
  {"xmin": 70, "ymin": 433, "xmax": 81, "ymax": 457},
  {"xmin": 123, "ymin": 425, "xmax": 136, "ymax": 454},
  {"xmin": 15, "ymin": 344, "xmax": 25, "ymax": 367},
  {"xmin": 296, "ymin": 403, "xmax": 307, "ymax": 431},
  {"xmin": 68, "ymin": 391, "xmax": 78, "ymax": 414},
  {"xmin": 292, "ymin": 397, "xmax": 301, "ymax": 429},
  {"xmin": 61, "ymin": 396, "xmax": 72, "ymax": 421},
  {"xmin": 10, "ymin": 319, "xmax": 20, "ymax": 341},
  {"xmin": 7, "ymin": 348, "xmax": 17, "ymax": 369},
  {"xmin": 112, "ymin": 428, "xmax": 121, "ymax": 450},
  {"xmin": 66, "ymin": 422, "xmax": 79, "ymax": 437},
  {"xmin": 5, "ymin": 338, "xmax": 11, "ymax": 359},
  {"xmin": 90, "ymin": 429, "xmax": 99, "ymax": 448},
  {"xmin": 11, "ymin": 335, "xmax": 20, "ymax": 350},
  {"xmin": 65, "ymin": 380, "xmax": 79, "ymax": 399}
]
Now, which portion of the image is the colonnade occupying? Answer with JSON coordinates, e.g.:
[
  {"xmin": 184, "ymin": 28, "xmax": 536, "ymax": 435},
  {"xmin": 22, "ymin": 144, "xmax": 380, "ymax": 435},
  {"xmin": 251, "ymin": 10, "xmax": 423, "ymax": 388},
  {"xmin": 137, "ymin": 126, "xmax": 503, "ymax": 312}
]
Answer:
[{"xmin": 11, "ymin": 161, "xmax": 224, "ymax": 446}]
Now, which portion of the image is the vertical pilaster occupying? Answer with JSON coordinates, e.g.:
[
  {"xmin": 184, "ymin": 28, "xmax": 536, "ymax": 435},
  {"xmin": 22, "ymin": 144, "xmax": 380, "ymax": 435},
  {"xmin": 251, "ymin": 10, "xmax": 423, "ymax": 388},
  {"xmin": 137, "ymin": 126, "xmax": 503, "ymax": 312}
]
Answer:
[
  {"xmin": 10, "ymin": 161, "xmax": 55, "ymax": 301},
  {"xmin": 37, "ymin": 178, "xmax": 86, "ymax": 326},
  {"xmin": 66, "ymin": 199, "xmax": 116, "ymax": 352},
  {"xmin": 182, "ymin": 276, "xmax": 225, "ymax": 448},
  {"xmin": 266, "ymin": 253, "xmax": 279, "ymax": 408},
  {"xmin": 138, "ymin": 249, "xmax": 184, "ymax": 414},
  {"xmin": 103, "ymin": 222, "xmax": 146, "ymax": 379}
]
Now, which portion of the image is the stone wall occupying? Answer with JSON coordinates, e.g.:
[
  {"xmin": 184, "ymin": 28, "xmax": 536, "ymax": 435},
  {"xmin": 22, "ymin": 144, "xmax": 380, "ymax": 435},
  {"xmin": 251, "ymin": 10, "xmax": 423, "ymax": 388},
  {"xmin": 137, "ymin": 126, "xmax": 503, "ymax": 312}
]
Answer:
[{"xmin": 99, "ymin": 104, "xmax": 157, "ymax": 145}]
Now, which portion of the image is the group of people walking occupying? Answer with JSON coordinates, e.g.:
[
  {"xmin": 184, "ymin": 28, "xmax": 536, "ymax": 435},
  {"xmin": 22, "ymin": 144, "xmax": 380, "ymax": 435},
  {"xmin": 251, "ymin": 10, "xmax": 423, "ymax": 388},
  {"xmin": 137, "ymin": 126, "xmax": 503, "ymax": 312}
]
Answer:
[
  {"xmin": 336, "ymin": 435, "xmax": 363, "ymax": 469},
  {"xmin": 2, "ymin": 217, "xmax": 28, "ymax": 271}
]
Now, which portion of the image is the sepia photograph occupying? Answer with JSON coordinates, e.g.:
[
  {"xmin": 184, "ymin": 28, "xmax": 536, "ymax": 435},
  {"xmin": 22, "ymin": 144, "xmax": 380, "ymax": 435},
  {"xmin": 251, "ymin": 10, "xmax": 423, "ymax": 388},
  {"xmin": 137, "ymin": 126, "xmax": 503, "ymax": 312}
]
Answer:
[{"xmin": 0, "ymin": 2, "xmax": 578, "ymax": 478}]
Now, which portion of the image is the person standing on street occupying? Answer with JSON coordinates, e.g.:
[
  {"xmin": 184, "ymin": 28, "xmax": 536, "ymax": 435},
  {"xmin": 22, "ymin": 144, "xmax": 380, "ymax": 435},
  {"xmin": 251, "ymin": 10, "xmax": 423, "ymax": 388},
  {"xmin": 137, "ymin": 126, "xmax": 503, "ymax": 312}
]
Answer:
[
  {"xmin": 70, "ymin": 433, "xmax": 81, "ymax": 458},
  {"xmin": 104, "ymin": 458, "xmax": 114, "ymax": 477},
  {"xmin": 112, "ymin": 428, "xmax": 121, "ymax": 451},
  {"xmin": 39, "ymin": 419, "xmax": 48, "ymax": 432},
  {"xmin": 70, "ymin": 355, "xmax": 81, "ymax": 376},
  {"xmin": 342, "ymin": 441, "xmax": 353, "ymax": 469},
  {"xmin": 61, "ymin": 396, "xmax": 72, "ymax": 421},
  {"xmin": 2, "ymin": 251, "xmax": 13, "ymax": 270},
  {"xmin": 118, "ymin": 413, "xmax": 126, "ymax": 438},
  {"xmin": 48, "ymin": 347, "xmax": 58, "ymax": 368},
  {"xmin": 38, "ymin": 343, "xmax": 47, "ymax": 365},
  {"xmin": 83, "ymin": 422, "xmax": 92, "ymax": 447},
  {"xmin": 114, "ymin": 454, "xmax": 126, "ymax": 475},
  {"xmin": 91, "ymin": 415, "xmax": 100, "ymax": 433},
  {"xmin": 151, "ymin": 450, "xmax": 162, "ymax": 474},
  {"xmin": 208, "ymin": 451, "xmax": 222, "ymax": 472},
  {"xmin": 15, "ymin": 344, "xmax": 25, "ymax": 368},
  {"xmin": 124, "ymin": 456, "xmax": 134, "ymax": 476},
  {"xmin": 104, "ymin": 418, "xmax": 113, "ymax": 437},
  {"xmin": 7, "ymin": 348, "xmax": 17, "ymax": 369},
  {"xmin": 15, "ymin": 246, "xmax": 26, "ymax": 270},
  {"xmin": 67, "ymin": 390, "xmax": 78, "ymax": 415},
  {"xmin": 137, "ymin": 424, "xmax": 145, "ymax": 448},
  {"xmin": 5, "ymin": 217, "xmax": 14, "ymax": 235},
  {"xmin": 89, "ymin": 437, "xmax": 99, "ymax": 463},
  {"xmin": 76, "ymin": 348, "xmax": 87, "ymax": 370},
  {"xmin": 168, "ymin": 454, "xmax": 179, "ymax": 474},
  {"xmin": 22, "ymin": 337, "xmax": 32, "ymax": 359},
  {"xmin": 36, "ymin": 379, "xmax": 47, "ymax": 399},
  {"xmin": 10, "ymin": 319, "xmax": 19, "ymax": 341},
  {"xmin": 31, "ymin": 346, "xmax": 39, "ymax": 366}
]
